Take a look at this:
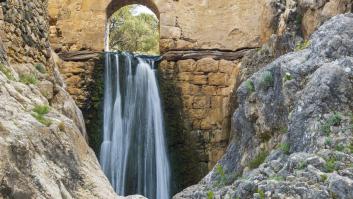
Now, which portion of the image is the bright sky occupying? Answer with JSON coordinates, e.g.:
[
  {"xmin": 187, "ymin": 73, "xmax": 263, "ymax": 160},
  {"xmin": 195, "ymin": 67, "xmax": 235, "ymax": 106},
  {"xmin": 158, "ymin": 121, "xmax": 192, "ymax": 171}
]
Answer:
[{"xmin": 132, "ymin": 5, "xmax": 156, "ymax": 17}]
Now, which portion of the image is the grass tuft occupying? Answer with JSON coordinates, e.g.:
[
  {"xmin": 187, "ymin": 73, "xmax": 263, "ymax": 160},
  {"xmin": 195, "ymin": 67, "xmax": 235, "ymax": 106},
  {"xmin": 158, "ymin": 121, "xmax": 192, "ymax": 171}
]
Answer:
[
  {"xmin": 245, "ymin": 79, "xmax": 255, "ymax": 93},
  {"xmin": 20, "ymin": 74, "xmax": 37, "ymax": 85},
  {"xmin": 248, "ymin": 151, "xmax": 269, "ymax": 169},
  {"xmin": 260, "ymin": 71, "xmax": 274, "ymax": 88}
]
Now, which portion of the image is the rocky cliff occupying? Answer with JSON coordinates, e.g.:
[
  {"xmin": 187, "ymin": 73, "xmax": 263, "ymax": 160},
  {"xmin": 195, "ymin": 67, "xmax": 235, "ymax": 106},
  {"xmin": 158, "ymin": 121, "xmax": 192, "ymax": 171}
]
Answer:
[
  {"xmin": 174, "ymin": 13, "xmax": 353, "ymax": 199},
  {"xmin": 0, "ymin": 1, "xmax": 144, "ymax": 198}
]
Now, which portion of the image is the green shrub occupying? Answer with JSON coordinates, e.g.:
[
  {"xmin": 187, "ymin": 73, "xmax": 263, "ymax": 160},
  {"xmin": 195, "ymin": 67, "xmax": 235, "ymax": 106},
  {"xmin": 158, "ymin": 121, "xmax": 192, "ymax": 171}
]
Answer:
[
  {"xmin": 20, "ymin": 74, "xmax": 37, "ymax": 85},
  {"xmin": 260, "ymin": 71, "xmax": 274, "ymax": 88},
  {"xmin": 321, "ymin": 113, "xmax": 342, "ymax": 135},
  {"xmin": 335, "ymin": 144, "xmax": 344, "ymax": 152},
  {"xmin": 32, "ymin": 113, "xmax": 52, "ymax": 127},
  {"xmin": 283, "ymin": 72, "xmax": 293, "ymax": 82},
  {"xmin": 248, "ymin": 151, "xmax": 269, "ymax": 169},
  {"xmin": 245, "ymin": 79, "xmax": 255, "ymax": 93},
  {"xmin": 257, "ymin": 189, "xmax": 265, "ymax": 199},
  {"xmin": 35, "ymin": 63, "xmax": 47, "ymax": 74},
  {"xmin": 348, "ymin": 142, "xmax": 353, "ymax": 153},
  {"xmin": 325, "ymin": 157, "xmax": 336, "ymax": 173},
  {"xmin": 214, "ymin": 164, "xmax": 226, "ymax": 187},
  {"xmin": 33, "ymin": 105, "xmax": 50, "ymax": 115},
  {"xmin": 295, "ymin": 40, "xmax": 311, "ymax": 51},
  {"xmin": 279, "ymin": 127, "xmax": 288, "ymax": 134},
  {"xmin": 324, "ymin": 137, "xmax": 332, "ymax": 146},
  {"xmin": 32, "ymin": 105, "xmax": 51, "ymax": 126},
  {"xmin": 207, "ymin": 191, "xmax": 214, "ymax": 199},
  {"xmin": 0, "ymin": 63, "xmax": 15, "ymax": 80},
  {"xmin": 269, "ymin": 175, "xmax": 284, "ymax": 181},
  {"xmin": 320, "ymin": 174, "xmax": 328, "ymax": 182},
  {"xmin": 279, "ymin": 143, "xmax": 290, "ymax": 155},
  {"xmin": 297, "ymin": 161, "xmax": 306, "ymax": 170}
]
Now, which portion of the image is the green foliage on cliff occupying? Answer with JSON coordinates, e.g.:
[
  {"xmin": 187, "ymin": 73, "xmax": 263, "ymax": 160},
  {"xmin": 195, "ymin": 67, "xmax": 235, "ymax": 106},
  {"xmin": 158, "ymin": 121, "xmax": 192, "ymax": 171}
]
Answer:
[
  {"xmin": 109, "ymin": 5, "xmax": 159, "ymax": 55},
  {"xmin": 0, "ymin": 63, "xmax": 15, "ymax": 80},
  {"xmin": 248, "ymin": 151, "xmax": 269, "ymax": 169},
  {"xmin": 20, "ymin": 74, "xmax": 38, "ymax": 85},
  {"xmin": 32, "ymin": 105, "xmax": 52, "ymax": 126}
]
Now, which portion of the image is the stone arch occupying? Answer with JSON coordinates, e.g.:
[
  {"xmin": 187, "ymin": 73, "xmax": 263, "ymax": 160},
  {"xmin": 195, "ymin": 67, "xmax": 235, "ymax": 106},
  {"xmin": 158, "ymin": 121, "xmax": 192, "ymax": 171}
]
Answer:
[{"xmin": 106, "ymin": 0, "xmax": 160, "ymax": 20}]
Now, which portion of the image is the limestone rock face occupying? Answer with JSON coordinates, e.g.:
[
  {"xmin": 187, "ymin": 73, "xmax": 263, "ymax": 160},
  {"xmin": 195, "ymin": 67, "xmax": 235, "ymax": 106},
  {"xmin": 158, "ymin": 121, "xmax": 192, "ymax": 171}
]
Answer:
[{"xmin": 174, "ymin": 13, "xmax": 353, "ymax": 199}]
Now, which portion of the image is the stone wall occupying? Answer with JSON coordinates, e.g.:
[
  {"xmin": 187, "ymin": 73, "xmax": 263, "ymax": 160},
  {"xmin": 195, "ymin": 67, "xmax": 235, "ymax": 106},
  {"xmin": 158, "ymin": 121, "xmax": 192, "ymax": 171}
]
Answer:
[
  {"xmin": 48, "ymin": 0, "xmax": 272, "ymax": 52},
  {"xmin": 159, "ymin": 56, "xmax": 242, "ymax": 191},
  {"xmin": 1, "ymin": 0, "xmax": 51, "ymax": 65}
]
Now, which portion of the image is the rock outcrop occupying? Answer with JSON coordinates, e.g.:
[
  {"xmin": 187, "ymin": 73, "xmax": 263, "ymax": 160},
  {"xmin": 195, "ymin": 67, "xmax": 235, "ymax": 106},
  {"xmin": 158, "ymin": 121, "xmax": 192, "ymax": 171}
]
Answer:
[
  {"xmin": 174, "ymin": 13, "xmax": 353, "ymax": 199},
  {"xmin": 0, "ymin": 0, "xmax": 145, "ymax": 198}
]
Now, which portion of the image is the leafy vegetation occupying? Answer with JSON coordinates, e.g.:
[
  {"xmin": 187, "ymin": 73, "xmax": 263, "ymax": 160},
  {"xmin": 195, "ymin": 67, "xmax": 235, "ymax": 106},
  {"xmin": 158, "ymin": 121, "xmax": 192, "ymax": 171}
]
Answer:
[
  {"xmin": 297, "ymin": 161, "xmax": 306, "ymax": 170},
  {"xmin": 269, "ymin": 175, "xmax": 284, "ymax": 181},
  {"xmin": 283, "ymin": 72, "xmax": 292, "ymax": 82},
  {"xmin": 109, "ymin": 5, "xmax": 159, "ymax": 55},
  {"xmin": 257, "ymin": 189, "xmax": 265, "ymax": 199},
  {"xmin": 20, "ymin": 74, "xmax": 37, "ymax": 85},
  {"xmin": 335, "ymin": 144, "xmax": 344, "ymax": 152},
  {"xmin": 295, "ymin": 40, "xmax": 311, "ymax": 51},
  {"xmin": 32, "ymin": 105, "xmax": 52, "ymax": 126},
  {"xmin": 279, "ymin": 143, "xmax": 290, "ymax": 155},
  {"xmin": 260, "ymin": 71, "xmax": 274, "ymax": 88},
  {"xmin": 321, "ymin": 113, "xmax": 342, "ymax": 135},
  {"xmin": 245, "ymin": 79, "xmax": 255, "ymax": 93},
  {"xmin": 248, "ymin": 151, "xmax": 269, "ymax": 169},
  {"xmin": 0, "ymin": 63, "xmax": 15, "ymax": 80},
  {"xmin": 320, "ymin": 174, "xmax": 328, "ymax": 182},
  {"xmin": 325, "ymin": 157, "xmax": 336, "ymax": 173},
  {"xmin": 324, "ymin": 137, "xmax": 332, "ymax": 146},
  {"xmin": 207, "ymin": 191, "xmax": 214, "ymax": 199},
  {"xmin": 215, "ymin": 164, "xmax": 226, "ymax": 187},
  {"xmin": 35, "ymin": 63, "xmax": 46, "ymax": 74}
]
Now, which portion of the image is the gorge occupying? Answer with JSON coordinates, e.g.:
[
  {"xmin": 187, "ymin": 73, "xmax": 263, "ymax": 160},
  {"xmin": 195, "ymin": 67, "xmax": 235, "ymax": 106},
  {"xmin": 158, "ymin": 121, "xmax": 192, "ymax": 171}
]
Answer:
[{"xmin": 0, "ymin": 0, "xmax": 352, "ymax": 199}]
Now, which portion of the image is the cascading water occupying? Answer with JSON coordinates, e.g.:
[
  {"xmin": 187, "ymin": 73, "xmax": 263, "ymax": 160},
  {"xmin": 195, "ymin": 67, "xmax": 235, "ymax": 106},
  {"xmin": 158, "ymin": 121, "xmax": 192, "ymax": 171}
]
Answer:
[{"xmin": 100, "ymin": 52, "xmax": 171, "ymax": 199}]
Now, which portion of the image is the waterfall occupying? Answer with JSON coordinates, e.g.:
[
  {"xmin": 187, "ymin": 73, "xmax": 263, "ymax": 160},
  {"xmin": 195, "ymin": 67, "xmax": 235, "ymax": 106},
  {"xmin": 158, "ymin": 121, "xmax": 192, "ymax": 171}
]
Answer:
[{"xmin": 100, "ymin": 52, "xmax": 171, "ymax": 199}]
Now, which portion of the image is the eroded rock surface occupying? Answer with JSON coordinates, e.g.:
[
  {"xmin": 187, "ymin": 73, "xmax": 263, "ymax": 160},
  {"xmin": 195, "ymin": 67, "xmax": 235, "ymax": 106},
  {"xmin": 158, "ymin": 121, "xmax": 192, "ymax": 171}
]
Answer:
[{"xmin": 174, "ymin": 13, "xmax": 353, "ymax": 199}]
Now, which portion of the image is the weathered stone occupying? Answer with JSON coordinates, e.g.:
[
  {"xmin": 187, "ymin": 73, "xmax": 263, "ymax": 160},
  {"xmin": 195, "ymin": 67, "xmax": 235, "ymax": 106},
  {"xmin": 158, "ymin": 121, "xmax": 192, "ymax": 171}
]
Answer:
[
  {"xmin": 37, "ymin": 80, "xmax": 54, "ymax": 100},
  {"xmin": 193, "ymin": 96, "xmax": 210, "ymax": 109},
  {"xmin": 196, "ymin": 58, "xmax": 219, "ymax": 73},
  {"xmin": 174, "ymin": 14, "xmax": 353, "ymax": 199},
  {"xmin": 191, "ymin": 75, "xmax": 207, "ymax": 85},
  {"xmin": 177, "ymin": 59, "xmax": 196, "ymax": 72},
  {"xmin": 208, "ymin": 73, "xmax": 227, "ymax": 86}
]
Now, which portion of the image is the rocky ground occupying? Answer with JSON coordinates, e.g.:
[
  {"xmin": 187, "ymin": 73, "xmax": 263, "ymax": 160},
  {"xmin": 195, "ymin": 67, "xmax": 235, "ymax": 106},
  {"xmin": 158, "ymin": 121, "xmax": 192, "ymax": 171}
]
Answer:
[{"xmin": 174, "ymin": 13, "xmax": 353, "ymax": 199}]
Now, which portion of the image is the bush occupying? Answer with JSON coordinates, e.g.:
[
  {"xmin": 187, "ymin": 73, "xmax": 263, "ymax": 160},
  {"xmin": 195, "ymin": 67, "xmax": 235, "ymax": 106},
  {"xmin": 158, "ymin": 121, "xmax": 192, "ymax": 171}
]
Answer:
[
  {"xmin": 324, "ymin": 137, "xmax": 332, "ymax": 146},
  {"xmin": 325, "ymin": 157, "xmax": 336, "ymax": 173},
  {"xmin": 321, "ymin": 112, "xmax": 342, "ymax": 135},
  {"xmin": 260, "ymin": 71, "xmax": 274, "ymax": 88},
  {"xmin": 32, "ymin": 105, "xmax": 51, "ymax": 127},
  {"xmin": 279, "ymin": 143, "xmax": 290, "ymax": 155},
  {"xmin": 335, "ymin": 144, "xmax": 344, "ymax": 152},
  {"xmin": 248, "ymin": 151, "xmax": 269, "ymax": 169},
  {"xmin": 33, "ymin": 105, "xmax": 50, "ymax": 115},
  {"xmin": 20, "ymin": 74, "xmax": 37, "ymax": 85},
  {"xmin": 207, "ymin": 191, "xmax": 214, "ymax": 199},
  {"xmin": 0, "ymin": 63, "xmax": 15, "ymax": 80},
  {"xmin": 245, "ymin": 79, "xmax": 255, "ymax": 93},
  {"xmin": 257, "ymin": 189, "xmax": 265, "ymax": 199},
  {"xmin": 32, "ymin": 113, "xmax": 52, "ymax": 127},
  {"xmin": 35, "ymin": 63, "xmax": 46, "ymax": 74},
  {"xmin": 283, "ymin": 72, "xmax": 292, "ymax": 82},
  {"xmin": 295, "ymin": 40, "xmax": 311, "ymax": 51},
  {"xmin": 320, "ymin": 174, "xmax": 328, "ymax": 182}
]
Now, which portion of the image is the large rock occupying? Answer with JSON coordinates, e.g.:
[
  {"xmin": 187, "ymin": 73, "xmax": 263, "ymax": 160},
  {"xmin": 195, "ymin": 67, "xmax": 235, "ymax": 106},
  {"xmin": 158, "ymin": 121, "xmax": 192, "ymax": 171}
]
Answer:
[{"xmin": 174, "ymin": 13, "xmax": 353, "ymax": 199}]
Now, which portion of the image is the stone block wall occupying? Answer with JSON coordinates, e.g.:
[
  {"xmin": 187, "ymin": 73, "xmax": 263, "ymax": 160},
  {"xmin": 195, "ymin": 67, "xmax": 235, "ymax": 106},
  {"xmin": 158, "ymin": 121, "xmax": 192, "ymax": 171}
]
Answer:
[
  {"xmin": 1, "ymin": 0, "xmax": 51, "ymax": 65},
  {"xmin": 159, "ymin": 57, "xmax": 241, "ymax": 188}
]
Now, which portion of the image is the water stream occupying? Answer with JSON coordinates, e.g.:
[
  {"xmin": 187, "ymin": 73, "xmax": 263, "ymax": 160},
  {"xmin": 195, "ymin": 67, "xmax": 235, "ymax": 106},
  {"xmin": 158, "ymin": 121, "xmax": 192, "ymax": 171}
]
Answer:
[{"xmin": 100, "ymin": 52, "xmax": 171, "ymax": 199}]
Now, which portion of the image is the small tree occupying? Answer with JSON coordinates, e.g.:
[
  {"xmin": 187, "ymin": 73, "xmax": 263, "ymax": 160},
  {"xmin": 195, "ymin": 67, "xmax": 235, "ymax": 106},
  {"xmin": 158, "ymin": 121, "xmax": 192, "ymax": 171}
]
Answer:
[{"xmin": 109, "ymin": 5, "xmax": 159, "ymax": 55}]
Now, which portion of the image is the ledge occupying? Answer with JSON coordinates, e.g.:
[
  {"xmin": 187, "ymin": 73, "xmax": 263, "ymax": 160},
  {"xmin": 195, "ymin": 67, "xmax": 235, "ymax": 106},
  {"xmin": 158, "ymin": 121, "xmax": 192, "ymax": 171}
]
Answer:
[
  {"xmin": 161, "ymin": 48, "xmax": 254, "ymax": 61},
  {"xmin": 58, "ymin": 50, "xmax": 101, "ymax": 62}
]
